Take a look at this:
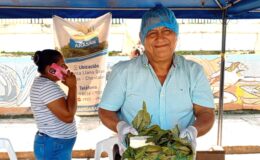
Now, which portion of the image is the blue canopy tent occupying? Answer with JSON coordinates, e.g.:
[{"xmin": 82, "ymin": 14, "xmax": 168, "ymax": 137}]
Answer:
[
  {"xmin": 0, "ymin": 0, "xmax": 260, "ymax": 19},
  {"xmin": 1, "ymin": 0, "xmax": 260, "ymax": 148}
]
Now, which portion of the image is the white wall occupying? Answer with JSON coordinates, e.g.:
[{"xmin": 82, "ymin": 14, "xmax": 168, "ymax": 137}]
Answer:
[{"xmin": 0, "ymin": 19, "xmax": 260, "ymax": 53}]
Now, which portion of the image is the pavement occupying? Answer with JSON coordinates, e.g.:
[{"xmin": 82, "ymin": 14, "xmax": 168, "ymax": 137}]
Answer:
[{"xmin": 0, "ymin": 114, "xmax": 260, "ymax": 160}]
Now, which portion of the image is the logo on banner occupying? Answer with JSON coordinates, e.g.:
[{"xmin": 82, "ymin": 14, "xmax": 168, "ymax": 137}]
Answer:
[{"xmin": 69, "ymin": 32, "xmax": 99, "ymax": 49}]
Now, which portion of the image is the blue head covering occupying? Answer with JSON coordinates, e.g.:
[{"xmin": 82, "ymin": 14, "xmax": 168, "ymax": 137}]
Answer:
[{"xmin": 140, "ymin": 5, "xmax": 179, "ymax": 44}]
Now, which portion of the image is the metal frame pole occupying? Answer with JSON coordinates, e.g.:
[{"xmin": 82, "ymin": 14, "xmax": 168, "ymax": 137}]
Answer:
[{"xmin": 217, "ymin": 9, "xmax": 227, "ymax": 146}]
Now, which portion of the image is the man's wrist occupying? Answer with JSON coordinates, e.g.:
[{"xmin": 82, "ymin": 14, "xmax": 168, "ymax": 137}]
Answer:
[
  {"xmin": 188, "ymin": 126, "xmax": 198, "ymax": 138},
  {"xmin": 116, "ymin": 121, "xmax": 126, "ymax": 133}
]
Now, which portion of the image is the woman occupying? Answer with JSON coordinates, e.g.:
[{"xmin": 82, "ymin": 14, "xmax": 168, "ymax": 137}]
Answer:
[{"xmin": 30, "ymin": 49, "xmax": 77, "ymax": 160}]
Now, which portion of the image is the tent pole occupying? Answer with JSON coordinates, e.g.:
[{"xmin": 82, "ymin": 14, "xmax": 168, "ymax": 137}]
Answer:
[{"xmin": 217, "ymin": 9, "xmax": 227, "ymax": 146}]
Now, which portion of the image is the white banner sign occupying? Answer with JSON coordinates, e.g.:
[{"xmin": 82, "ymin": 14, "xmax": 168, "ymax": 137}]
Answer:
[{"xmin": 53, "ymin": 13, "xmax": 112, "ymax": 115}]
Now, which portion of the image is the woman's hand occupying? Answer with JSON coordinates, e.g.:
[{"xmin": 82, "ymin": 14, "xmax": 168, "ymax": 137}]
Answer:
[{"xmin": 62, "ymin": 70, "xmax": 77, "ymax": 88}]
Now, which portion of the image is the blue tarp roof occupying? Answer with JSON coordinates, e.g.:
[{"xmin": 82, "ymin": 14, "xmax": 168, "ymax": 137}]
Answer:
[{"xmin": 0, "ymin": 0, "xmax": 260, "ymax": 19}]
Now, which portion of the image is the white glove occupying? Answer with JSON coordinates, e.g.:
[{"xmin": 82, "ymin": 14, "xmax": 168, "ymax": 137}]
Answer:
[
  {"xmin": 180, "ymin": 126, "xmax": 198, "ymax": 153},
  {"xmin": 116, "ymin": 121, "xmax": 138, "ymax": 155}
]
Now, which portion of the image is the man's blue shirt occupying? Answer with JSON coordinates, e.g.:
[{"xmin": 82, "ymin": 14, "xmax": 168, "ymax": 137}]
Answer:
[{"xmin": 99, "ymin": 54, "xmax": 214, "ymax": 130}]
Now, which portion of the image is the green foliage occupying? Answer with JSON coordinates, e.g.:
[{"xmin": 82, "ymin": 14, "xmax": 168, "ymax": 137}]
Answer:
[
  {"xmin": 132, "ymin": 101, "xmax": 151, "ymax": 132},
  {"xmin": 176, "ymin": 50, "xmax": 256, "ymax": 55},
  {"xmin": 108, "ymin": 50, "xmax": 121, "ymax": 56},
  {"xmin": 0, "ymin": 51, "xmax": 34, "ymax": 56},
  {"xmin": 123, "ymin": 102, "xmax": 194, "ymax": 160},
  {"xmin": 61, "ymin": 41, "xmax": 108, "ymax": 58},
  {"xmin": 176, "ymin": 50, "xmax": 220, "ymax": 55}
]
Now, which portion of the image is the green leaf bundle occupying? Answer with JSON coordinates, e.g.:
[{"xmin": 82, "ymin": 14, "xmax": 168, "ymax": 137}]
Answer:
[{"xmin": 123, "ymin": 101, "xmax": 194, "ymax": 160}]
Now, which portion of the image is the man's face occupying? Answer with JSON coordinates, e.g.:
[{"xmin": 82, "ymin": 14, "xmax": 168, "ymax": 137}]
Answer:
[{"xmin": 144, "ymin": 27, "xmax": 177, "ymax": 63}]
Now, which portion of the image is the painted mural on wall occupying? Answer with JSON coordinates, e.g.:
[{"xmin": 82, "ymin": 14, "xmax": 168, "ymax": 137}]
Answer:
[
  {"xmin": 0, "ymin": 56, "xmax": 37, "ymax": 107},
  {"xmin": 185, "ymin": 54, "xmax": 260, "ymax": 110},
  {"xmin": 0, "ymin": 55, "xmax": 259, "ymax": 110}
]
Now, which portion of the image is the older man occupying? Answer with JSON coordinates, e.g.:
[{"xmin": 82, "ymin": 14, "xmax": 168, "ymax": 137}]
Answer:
[{"xmin": 98, "ymin": 5, "xmax": 215, "ymax": 155}]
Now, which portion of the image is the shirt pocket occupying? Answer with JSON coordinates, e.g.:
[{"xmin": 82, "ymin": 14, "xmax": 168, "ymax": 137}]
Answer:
[
  {"xmin": 124, "ymin": 90, "xmax": 157, "ymax": 117},
  {"xmin": 125, "ymin": 92, "xmax": 154, "ymax": 108}
]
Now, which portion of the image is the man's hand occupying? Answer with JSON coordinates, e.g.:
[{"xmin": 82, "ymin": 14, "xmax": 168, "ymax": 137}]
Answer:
[
  {"xmin": 116, "ymin": 121, "xmax": 138, "ymax": 155},
  {"xmin": 180, "ymin": 126, "xmax": 198, "ymax": 153}
]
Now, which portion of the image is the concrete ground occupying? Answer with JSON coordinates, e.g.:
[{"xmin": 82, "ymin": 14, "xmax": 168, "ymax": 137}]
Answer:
[{"xmin": 0, "ymin": 114, "xmax": 259, "ymax": 160}]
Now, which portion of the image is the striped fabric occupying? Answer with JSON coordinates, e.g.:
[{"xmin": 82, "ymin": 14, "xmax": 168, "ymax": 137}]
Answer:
[{"xmin": 30, "ymin": 76, "xmax": 77, "ymax": 139}]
